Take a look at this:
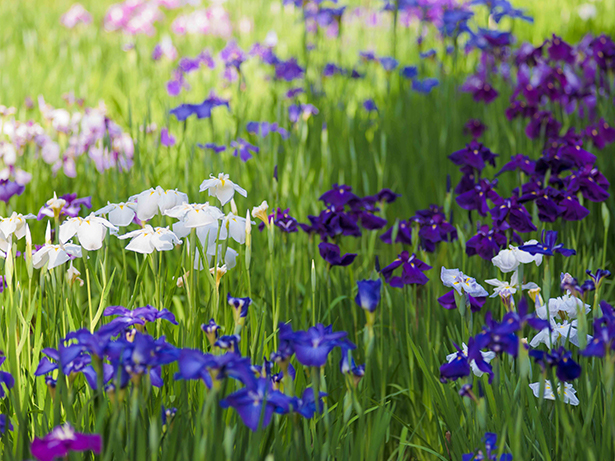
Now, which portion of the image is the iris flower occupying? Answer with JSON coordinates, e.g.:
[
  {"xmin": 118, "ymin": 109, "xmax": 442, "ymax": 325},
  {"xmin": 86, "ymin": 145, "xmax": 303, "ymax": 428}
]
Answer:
[
  {"xmin": 528, "ymin": 380, "xmax": 579, "ymax": 405},
  {"xmin": 31, "ymin": 424, "xmax": 102, "ymax": 461},
  {"xmin": 59, "ymin": 213, "xmax": 118, "ymax": 251},
  {"xmin": 200, "ymin": 173, "xmax": 247, "ymax": 206},
  {"xmin": 117, "ymin": 226, "xmax": 181, "ymax": 254}
]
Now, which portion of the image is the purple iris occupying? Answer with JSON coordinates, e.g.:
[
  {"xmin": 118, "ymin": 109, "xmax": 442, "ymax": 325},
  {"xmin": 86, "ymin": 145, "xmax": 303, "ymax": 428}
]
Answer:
[
  {"xmin": 519, "ymin": 230, "xmax": 576, "ymax": 257},
  {"xmin": 380, "ymin": 251, "xmax": 431, "ymax": 287},
  {"xmin": 411, "ymin": 205, "xmax": 458, "ymax": 252},
  {"xmin": 246, "ymin": 121, "xmax": 289, "ymax": 139},
  {"xmin": 439, "ymin": 345, "xmax": 470, "ymax": 383},
  {"xmin": 529, "ymin": 347, "xmax": 582, "ymax": 382},
  {"xmin": 400, "ymin": 66, "xmax": 418, "ymax": 79},
  {"xmin": 380, "ymin": 220, "xmax": 413, "ymax": 246},
  {"xmin": 161, "ymin": 405, "xmax": 177, "ymax": 427},
  {"xmin": 0, "ymin": 414, "xmax": 12, "ymax": 433},
  {"xmin": 323, "ymin": 63, "xmax": 346, "ymax": 77},
  {"xmin": 460, "ymin": 74, "xmax": 499, "ymax": 104},
  {"xmin": 0, "ymin": 352, "xmax": 14, "ymax": 398},
  {"xmin": 318, "ymin": 242, "xmax": 356, "ymax": 267},
  {"xmin": 379, "ymin": 56, "xmax": 398, "ymax": 72},
  {"xmin": 355, "ymin": 279, "xmax": 382, "ymax": 313},
  {"xmin": 99, "ymin": 305, "xmax": 177, "ymax": 337},
  {"xmin": 463, "ymin": 119, "xmax": 487, "ymax": 139},
  {"xmin": 463, "ymin": 432, "xmax": 513, "ymax": 461},
  {"xmin": 275, "ymin": 58, "xmax": 305, "ymax": 81},
  {"xmin": 586, "ymin": 269, "xmax": 611, "ymax": 287},
  {"xmin": 175, "ymin": 349, "xmax": 254, "ymax": 388},
  {"xmin": 288, "ymin": 104, "xmax": 319, "ymax": 123},
  {"xmin": 169, "ymin": 94, "xmax": 230, "ymax": 121},
  {"xmin": 220, "ymin": 378, "xmax": 292, "ymax": 431},
  {"xmin": 449, "ymin": 140, "xmax": 498, "ymax": 172},
  {"xmin": 471, "ymin": 313, "xmax": 521, "ymax": 373},
  {"xmin": 215, "ymin": 335, "xmax": 241, "ymax": 354},
  {"xmin": 34, "ymin": 345, "xmax": 113, "ymax": 390},
  {"xmin": 280, "ymin": 323, "xmax": 352, "ymax": 368},
  {"xmin": 160, "ymin": 128, "xmax": 176, "ymax": 147},
  {"xmin": 456, "ymin": 179, "xmax": 502, "ymax": 216},
  {"xmin": 582, "ymin": 301, "xmax": 615, "ymax": 358},
  {"xmin": 437, "ymin": 290, "xmax": 486, "ymax": 313},
  {"xmin": 228, "ymin": 293, "xmax": 251, "ymax": 319},
  {"xmin": 363, "ymin": 99, "xmax": 378, "ymax": 112},
  {"xmin": 490, "ymin": 196, "xmax": 536, "ymax": 233},
  {"xmin": 231, "ymin": 138, "xmax": 259, "ymax": 162},
  {"xmin": 259, "ymin": 208, "xmax": 298, "ymax": 233},
  {"xmin": 197, "ymin": 143, "xmax": 226, "ymax": 153},
  {"xmin": 496, "ymin": 154, "xmax": 535, "ymax": 176},
  {"xmin": 412, "ymin": 78, "xmax": 439, "ymax": 93},
  {"xmin": 0, "ymin": 179, "xmax": 25, "ymax": 203},
  {"xmin": 30, "ymin": 424, "xmax": 102, "ymax": 461},
  {"xmin": 292, "ymin": 388, "xmax": 328, "ymax": 419},
  {"xmin": 38, "ymin": 193, "xmax": 92, "ymax": 220}
]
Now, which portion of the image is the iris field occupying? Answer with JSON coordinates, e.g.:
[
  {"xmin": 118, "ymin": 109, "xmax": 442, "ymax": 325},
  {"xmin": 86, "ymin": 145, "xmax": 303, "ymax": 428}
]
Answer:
[{"xmin": 1, "ymin": 0, "xmax": 615, "ymax": 459}]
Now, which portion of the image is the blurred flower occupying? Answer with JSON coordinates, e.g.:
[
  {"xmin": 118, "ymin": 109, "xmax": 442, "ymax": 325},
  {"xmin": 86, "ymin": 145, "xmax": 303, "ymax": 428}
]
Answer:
[
  {"xmin": 318, "ymin": 242, "xmax": 356, "ymax": 267},
  {"xmin": 355, "ymin": 279, "xmax": 382, "ymax": 313},
  {"xmin": 528, "ymin": 380, "xmax": 579, "ymax": 405},
  {"xmin": 31, "ymin": 424, "xmax": 102, "ymax": 461}
]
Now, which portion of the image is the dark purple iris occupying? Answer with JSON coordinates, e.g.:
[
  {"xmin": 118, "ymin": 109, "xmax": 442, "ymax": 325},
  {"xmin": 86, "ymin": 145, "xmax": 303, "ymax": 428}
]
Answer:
[
  {"xmin": 490, "ymin": 196, "xmax": 536, "ymax": 233},
  {"xmin": 380, "ymin": 251, "xmax": 431, "ymax": 287},
  {"xmin": 546, "ymin": 35, "xmax": 575, "ymax": 64},
  {"xmin": 529, "ymin": 347, "xmax": 581, "ymax": 382},
  {"xmin": 496, "ymin": 154, "xmax": 535, "ymax": 176},
  {"xmin": 519, "ymin": 230, "xmax": 576, "ymax": 257},
  {"xmin": 0, "ymin": 352, "xmax": 14, "ymax": 399},
  {"xmin": 380, "ymin": 220, "xmax": 413, "ymax": 246},
  {"xmin": 581, "ymin": 301, "xmax": 615, "ymax": 358},
  {"xmin": 439, "ymin": 345, "xmax": 470, "ymax": 383},
  {"xmin": 463, "ymin": 119, "xmax": 487, "ymax": 139},
  {"xmin": 449, "ymin": 140, "xmax": 498, "ymax": 172},
  {"xmin": 462, "ymin": 432, "xmax": 513, "ymax": 461},
  {"xmin": 30, "ymin": 424, "xmax": 102, "ymax": 461},
  {"xmin": 318, "ymin": 242, "xmax": 356, "ymax": 267},
  {"xmin": 259, "ymin": 208, "xmax": 298, "ymax": 233},
  {"xmin": 460, "ymin": 74, "xmax": 499, "ymax": 103},
  {"xmin": 437, "ymin": 290, "xmax": 486, "ymax": 313},
  {"xmin": 456, "ymin": 179, "xmax": 502, "ymax": 216},
  {"xmin": 411, "ymin": 205, "xmax": 457, "ymax": 252},
  {"xmin": 586, "ymin": 269, "xmax": 611, "ymax": 287}
]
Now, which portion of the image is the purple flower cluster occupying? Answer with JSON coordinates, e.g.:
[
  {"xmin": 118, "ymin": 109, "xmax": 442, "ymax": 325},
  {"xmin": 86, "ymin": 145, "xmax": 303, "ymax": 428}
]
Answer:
[
  {"xmin": 440, "ymin": 298, "xmax": 548, "ymax": 383},
  {"xmin": 507, "ymin": 34, "xmax": 615, "ymax": 148},
  {"xmin": 34, "ymin": 305, "xmax": 179, "ymax": 390},
  {"xmin": 166, "ymin": 49, "xmax": 216, "ymax": 96}
]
